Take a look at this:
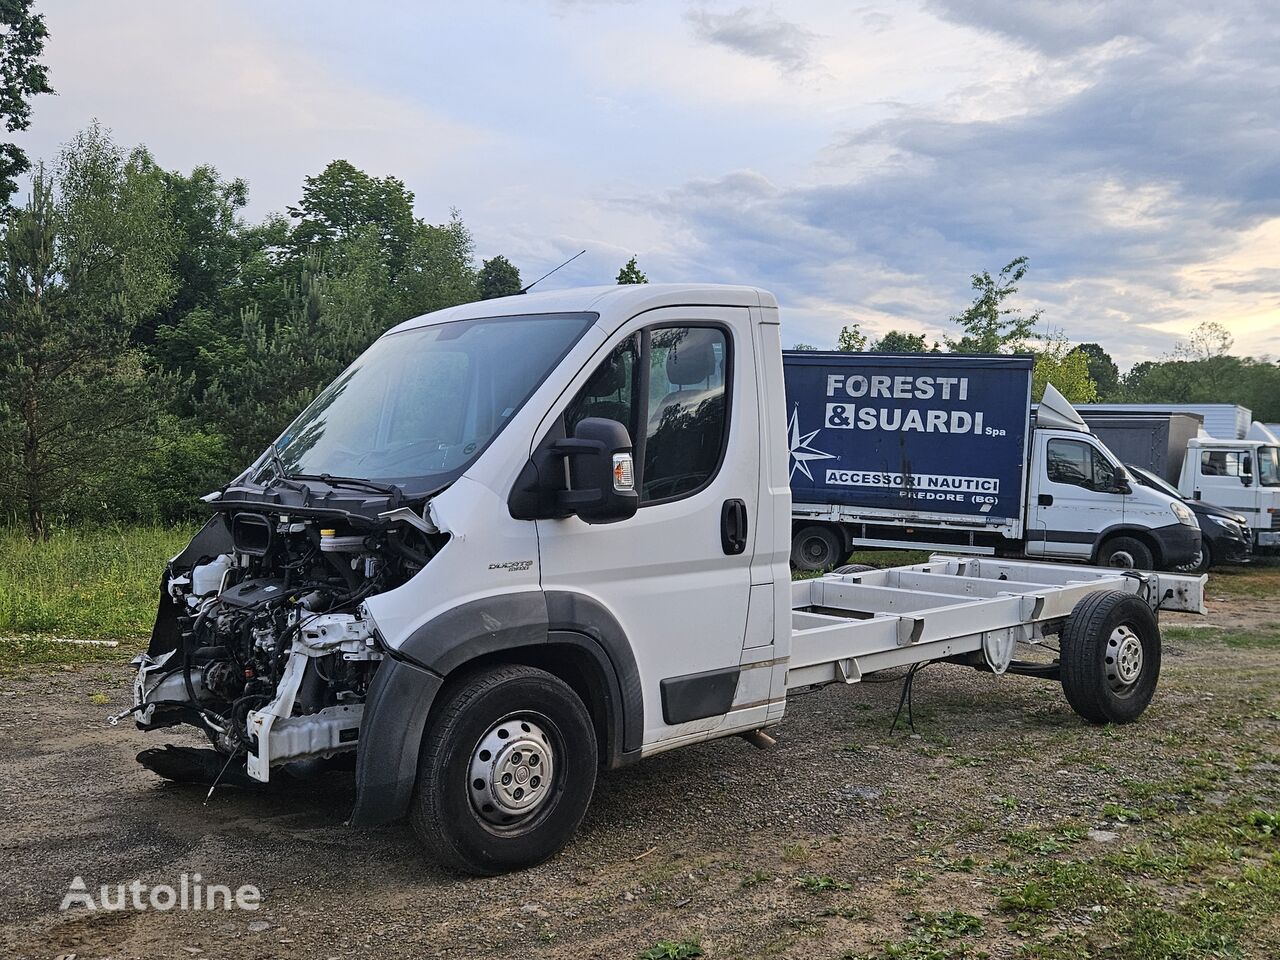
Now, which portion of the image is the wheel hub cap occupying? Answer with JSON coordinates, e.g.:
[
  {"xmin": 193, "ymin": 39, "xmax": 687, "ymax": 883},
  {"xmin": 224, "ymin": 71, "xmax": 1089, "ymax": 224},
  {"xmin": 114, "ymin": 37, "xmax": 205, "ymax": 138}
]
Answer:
[
  {"xmin": 469, "ymin": 716, "xmax": 555, "ymax": 825},
  {"xmin": 1106, "ymin": 626, "xmax": 1144, "ymax": 691}
]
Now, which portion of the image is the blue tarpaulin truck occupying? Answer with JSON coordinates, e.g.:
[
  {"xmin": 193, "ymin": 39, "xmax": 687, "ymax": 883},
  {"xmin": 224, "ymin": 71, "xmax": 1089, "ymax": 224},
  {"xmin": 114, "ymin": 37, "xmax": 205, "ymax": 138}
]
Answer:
[{"xmin": 784, "ymin": 352, "xmax": 1201, "ymax": 572}]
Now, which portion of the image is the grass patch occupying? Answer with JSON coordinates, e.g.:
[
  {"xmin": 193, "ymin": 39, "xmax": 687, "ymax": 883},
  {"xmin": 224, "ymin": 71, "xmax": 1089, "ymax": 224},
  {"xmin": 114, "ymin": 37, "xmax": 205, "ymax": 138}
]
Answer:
[
  {"xmin": 1205, "ymin": 559, "xmax": 1280, "ymax": 601},
  {"xmin": 849, "ymin": 910, "xmax": 985, "ymax": 960},
  {"xmin": 0, "ymin": 523, "xmax": 195, "ymax": 640},
  {"xmin": 796, "ymin": 874, "xmax": 851, "ymax": 893},
  {"xmin": 1164, "ymin": 624, "xmax": 1280, "ymax": 650},
  {"xmin": 638, "ymin": 939, "xmax": 703, "ymax": 960}
]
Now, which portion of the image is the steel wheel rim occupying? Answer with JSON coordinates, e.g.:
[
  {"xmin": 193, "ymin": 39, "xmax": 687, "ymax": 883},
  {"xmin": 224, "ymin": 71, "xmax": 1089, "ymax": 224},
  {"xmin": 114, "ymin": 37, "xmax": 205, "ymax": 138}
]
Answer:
[
  {"xmin": 1107, "ymin": 550, "xmax": 1136, "ymax": 568},
  {"xmin": 802, "ymin": 537, "xmax": 831, "ymax": 565},
  {"xmin": 1105, "ymin": 625, "xmax": 1144, "ymax": 693},
  {"xmin": 468, "ymin": 713, "xmax": 557, "ymax": 829}
]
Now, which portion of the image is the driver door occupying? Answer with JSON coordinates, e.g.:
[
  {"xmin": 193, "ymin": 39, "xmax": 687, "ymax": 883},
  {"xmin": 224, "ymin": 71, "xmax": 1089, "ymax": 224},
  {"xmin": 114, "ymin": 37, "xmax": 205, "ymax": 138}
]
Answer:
[{"xmin": 533, "ymin": 307, "xmax": 761, "ymax": 750}]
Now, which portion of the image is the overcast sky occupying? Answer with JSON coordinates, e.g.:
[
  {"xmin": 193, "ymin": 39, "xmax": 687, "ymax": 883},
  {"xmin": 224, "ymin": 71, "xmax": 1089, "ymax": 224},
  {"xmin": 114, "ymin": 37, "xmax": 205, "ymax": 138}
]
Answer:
[{"xmin": 18, "ymin": 1, "xmax": 1280, "ymax": 363}]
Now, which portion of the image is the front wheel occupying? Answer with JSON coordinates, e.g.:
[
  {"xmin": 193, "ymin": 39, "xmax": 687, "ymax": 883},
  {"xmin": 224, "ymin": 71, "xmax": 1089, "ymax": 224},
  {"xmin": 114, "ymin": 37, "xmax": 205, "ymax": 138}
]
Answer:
[
  {"xmin": 1175, "ymin": 541, "xmax": 1211, "ymax": 574},
  {"xmin": 1097, "ymin": 535, "xmax": 1154, "ymax": 570},
  {"xmin": 411, "ymin": 664, "xmax": 598, "ymax": 875},
  {"xmin": 1060, "ymin": 590, "xmax": 1161, "ymax": 724}
]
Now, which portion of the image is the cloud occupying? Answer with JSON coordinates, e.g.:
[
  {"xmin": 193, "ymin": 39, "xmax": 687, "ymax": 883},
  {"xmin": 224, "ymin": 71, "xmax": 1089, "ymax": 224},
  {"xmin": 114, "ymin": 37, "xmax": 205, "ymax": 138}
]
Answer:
[
  {"xmin": 644, "ymin": 3, "xmax": 1280, "ymax": 359},
  {"xmin": 684, "ymin": 5, "xmax": 819, "ymax": 73}
]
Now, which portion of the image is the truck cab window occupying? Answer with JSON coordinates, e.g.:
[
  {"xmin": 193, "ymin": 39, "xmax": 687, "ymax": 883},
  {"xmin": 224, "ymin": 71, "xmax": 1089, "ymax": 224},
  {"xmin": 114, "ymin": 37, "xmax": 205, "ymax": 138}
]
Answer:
[
  {"xmin": 564, "ymin": 335, "xmax": 640, "ymax": 442},
  {"xmin": 1046, "ymin": 438, "xmax": 1116, "ymax": 491},
  {"xmin": 563, "ymin": 326, "xmax": 730, "ymax": 505},
  {"xmin": 1201, "ymin": 450, "xmax": 1251, "ymax": 479},
  {"xmin": 643, "ymin": 327, "xmax": 729, "ymax": 502}
]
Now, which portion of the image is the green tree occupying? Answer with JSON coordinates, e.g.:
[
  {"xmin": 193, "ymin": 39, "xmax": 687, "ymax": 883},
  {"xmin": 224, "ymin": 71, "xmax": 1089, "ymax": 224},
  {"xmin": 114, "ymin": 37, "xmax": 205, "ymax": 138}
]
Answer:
[
  {"xmin": 946, "ymin": 256, "xmax": 1040, "ymax": 354},
  {"xmin": 836, "ymin": 323, "xmax": 867, "ymax": 352},
  {"xmin": 0, "ymin": 125, "xmax": 177, "ymax": 538},
  {"xmin": 1070, "ymin": 342, "xmax": 1119, "ymax": 399},
  {"xmin": 1031, "ymin": 335, "xmax": 1097, "ymax": 404},
  {"xmin": 1174, "ymin": 320, "xmax": 1233, "ymax": 360},
  {"xmin": 0, "ymin": 0, "xmax": 53, "ymax": 206},
  {"xmin": 790, "ymin": 342, "xmax": 818, "ymax": 351},
  {"xmin": 872, "ymin": 330, "xmax": 929, "ymax": 353},
  {"xmin": 478, "ymin": 254, "xmax": 522, "ymax": 299},
  {"xmin": 141, "ymin": 164, "xmax": 250, "ymax": 342},
  {"xmin": 287, "ymin": 159, "xmax": 417, "ymax": 274},
  {"xmin": 202, "ymin": 257, "xmax": 375, "ymax": 463},
  {"xmin": 616, "ymin": 255, "xmax": 647, "ymax": 284}
]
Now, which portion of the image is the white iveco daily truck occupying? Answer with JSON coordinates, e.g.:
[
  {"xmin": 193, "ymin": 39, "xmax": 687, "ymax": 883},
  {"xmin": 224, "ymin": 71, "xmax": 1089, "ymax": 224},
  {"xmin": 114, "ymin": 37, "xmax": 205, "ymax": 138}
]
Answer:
[{"xmin": 127, "ymin": 285, "xmax": 1204, "ymax": 874}]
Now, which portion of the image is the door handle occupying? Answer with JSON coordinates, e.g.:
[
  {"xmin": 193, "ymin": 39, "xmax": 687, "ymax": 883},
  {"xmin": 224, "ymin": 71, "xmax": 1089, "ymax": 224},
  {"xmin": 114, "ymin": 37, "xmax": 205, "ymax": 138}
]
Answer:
[
  {"xmin": 1038, "ymin": 494, "xmax": 1054, "ymax": 506},
  {"xmin": 721, "ymin": 499, "xmax": 747, "ymax": 555}
]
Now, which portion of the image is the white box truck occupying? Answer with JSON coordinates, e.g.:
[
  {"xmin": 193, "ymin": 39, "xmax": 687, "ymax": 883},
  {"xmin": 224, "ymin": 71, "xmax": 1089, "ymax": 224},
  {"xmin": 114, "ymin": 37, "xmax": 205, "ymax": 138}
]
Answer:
[
  {"xmin": 123, "ymin": 285, "xmax": 1205, "ymax": 874},
  {"xmin": 785, "ymin": 353, "xmax": 1201, "ymax": 572},
  {"xmin": 1079, "ymin": 408, "xmax": 1280, "ymax": 551}
]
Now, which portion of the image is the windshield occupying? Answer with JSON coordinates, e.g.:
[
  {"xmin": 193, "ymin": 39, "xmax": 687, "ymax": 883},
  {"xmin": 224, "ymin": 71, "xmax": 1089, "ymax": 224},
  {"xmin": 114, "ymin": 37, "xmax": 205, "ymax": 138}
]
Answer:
[
  {"xmin": 270, "ymin": 312, "xmax": 595, "ymax": 489},
  {"xmin": 1260, "ymin": 446, "xmax": 1280, "ymax": 486},
  {"xmin": 1127, "ymin": 464, "xmax": 1182, "ymax": 500}
]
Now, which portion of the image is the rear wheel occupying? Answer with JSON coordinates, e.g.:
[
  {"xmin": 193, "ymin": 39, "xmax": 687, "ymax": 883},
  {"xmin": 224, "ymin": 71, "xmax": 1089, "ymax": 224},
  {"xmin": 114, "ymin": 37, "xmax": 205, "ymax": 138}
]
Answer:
[
  {"xmin": 411, "ymin": 665, "xmax": 597, "ymax": 875},
  {"xmin": 833, "ymin": 563, "xmax": 876, "ymax": 576},
  {"xmin": 791, "ymin": 525, "xmax": 844, "ymax": 572},
  {"xmin": 1097, "ymin": 535, "xmax": 1154, "ymax": 570},
  {"xmin": 1060, "ymin": 590, "xmax": 1160, "ymax": 724}
]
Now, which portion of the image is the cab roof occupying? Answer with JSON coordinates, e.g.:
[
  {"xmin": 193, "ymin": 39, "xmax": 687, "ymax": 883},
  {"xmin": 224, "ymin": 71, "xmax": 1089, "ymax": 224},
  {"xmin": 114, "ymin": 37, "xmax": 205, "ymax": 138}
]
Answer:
[{"xmin": 388, "ymin": 283, "xmax": 777, "ymax": 336}]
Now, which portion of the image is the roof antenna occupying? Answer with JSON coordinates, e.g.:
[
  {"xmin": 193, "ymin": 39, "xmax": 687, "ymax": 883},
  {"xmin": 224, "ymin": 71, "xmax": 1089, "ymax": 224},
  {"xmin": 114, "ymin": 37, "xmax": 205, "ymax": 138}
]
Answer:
[{"xmin": 520, "ymin": 249, "xmax": 586, "ymax": 294}]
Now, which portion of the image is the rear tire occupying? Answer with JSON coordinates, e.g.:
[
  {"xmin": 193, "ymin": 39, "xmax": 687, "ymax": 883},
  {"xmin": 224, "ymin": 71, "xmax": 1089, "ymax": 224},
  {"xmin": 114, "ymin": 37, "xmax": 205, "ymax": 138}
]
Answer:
[
  {"xmin": 791, "ymin": 525, "xmax": 844, "ymax": 572},
  {"xmin": 411, "ymin": 664, "xmax": 598, "ymax": 875},
  {"xmin": 1060, "ymin": 590, "xmax": 1160, "ymax": 724},
  {"xmin": 833, "ymin": 563, "xmax": 876, "ymax": 575},
  {"xmin": 1097, "ymin": 535, "xmax": 1154, "ymax": 570}
]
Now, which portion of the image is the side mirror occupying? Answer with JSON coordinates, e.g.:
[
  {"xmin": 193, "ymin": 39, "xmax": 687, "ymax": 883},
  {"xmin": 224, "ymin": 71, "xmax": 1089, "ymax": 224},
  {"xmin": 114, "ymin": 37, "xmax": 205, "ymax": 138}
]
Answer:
[
  {"xmin": 1242, "ymin": 475, "xmax": 1253, "ymax": 488},
  {"xmin": 552, "ymin": 418, "xmax": 639, "ymax": 524},
  {"xmin": 1113, "ymin": 479, "xmax": 1132, "ymax": 496}
]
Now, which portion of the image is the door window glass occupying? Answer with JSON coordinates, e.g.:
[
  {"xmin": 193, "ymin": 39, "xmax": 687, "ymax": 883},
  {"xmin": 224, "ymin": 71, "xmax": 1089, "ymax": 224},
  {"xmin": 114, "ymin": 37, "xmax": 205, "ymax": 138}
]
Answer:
[
  {"xmin": 564, "ymin": 335, "xmax": 640, "ymax": 442},
  {"xmin": 1200, "ymin": 450, "xmax": 1252, "ymax": 479},
  {"xmin": 642, "ymin": 327, "xmax": 729, "ymax": 501},
  {"xmin": 1046, "ymin": 439, "xmax": 1117, "ymax": 490},
  {"xmin": 562, "ymin": 326, "xmax": 731, "ymax": 506}
]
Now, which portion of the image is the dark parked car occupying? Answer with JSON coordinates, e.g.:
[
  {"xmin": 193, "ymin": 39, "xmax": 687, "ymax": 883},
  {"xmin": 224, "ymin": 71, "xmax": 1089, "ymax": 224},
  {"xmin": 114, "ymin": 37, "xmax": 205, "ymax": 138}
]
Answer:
[{"xmin": 1125, "ymin": 464, "xmax": 1252, "ymax": 573}]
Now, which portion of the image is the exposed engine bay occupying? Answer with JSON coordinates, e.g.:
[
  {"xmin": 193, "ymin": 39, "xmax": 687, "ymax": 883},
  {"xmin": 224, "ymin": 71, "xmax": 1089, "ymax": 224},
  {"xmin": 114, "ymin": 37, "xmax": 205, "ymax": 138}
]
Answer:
[{"xmin": 127, "ymin": 488, "xmax": 445, "ymax": 786}]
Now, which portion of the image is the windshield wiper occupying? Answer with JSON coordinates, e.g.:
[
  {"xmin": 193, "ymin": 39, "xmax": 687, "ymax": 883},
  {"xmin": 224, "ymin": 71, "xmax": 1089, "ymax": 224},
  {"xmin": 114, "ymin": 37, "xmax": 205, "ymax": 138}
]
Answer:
[
  {"xmin": 290, "ymin": 473, "xmax": 402, "ymax": 497},
  {"xmin": 254, "ymin": 443, "xmax": 309, "ymax": 493}
]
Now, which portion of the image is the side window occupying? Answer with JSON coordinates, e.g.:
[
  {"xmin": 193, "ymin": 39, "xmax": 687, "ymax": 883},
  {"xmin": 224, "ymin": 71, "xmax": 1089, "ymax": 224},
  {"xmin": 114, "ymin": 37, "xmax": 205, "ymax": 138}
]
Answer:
[
  {"xmin": 1046, "ymin": 439, "xmax": 1091, "ymax": 487},
  {"xmin": 643, "ymin": 327, "xmax": 729, "ymax": 502},
  {"xmin": 561, "ymin": 325, "xmax": 730, "ymax": 506},
  {"xmin": 1201, "ymin": 450, "xmax": 1251, "ymax": 478},
  {"xmin": 1047, "ymin": 439, "xmax": 1119, "ymax": 491},
  {"xmin": 564, "ymin": 335, "xmax": 640, "ymax": 442},
  {"xmin": 1090, "ymin": 447, "xmax": 1117, "ymax": 490}
]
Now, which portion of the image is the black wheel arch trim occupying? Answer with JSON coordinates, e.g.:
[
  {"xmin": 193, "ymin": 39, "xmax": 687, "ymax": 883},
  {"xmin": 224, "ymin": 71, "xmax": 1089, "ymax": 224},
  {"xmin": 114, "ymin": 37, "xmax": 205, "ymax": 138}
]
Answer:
[{"xmin": 350, "ymin": 589, "xmax": 643, "ymax": 827}]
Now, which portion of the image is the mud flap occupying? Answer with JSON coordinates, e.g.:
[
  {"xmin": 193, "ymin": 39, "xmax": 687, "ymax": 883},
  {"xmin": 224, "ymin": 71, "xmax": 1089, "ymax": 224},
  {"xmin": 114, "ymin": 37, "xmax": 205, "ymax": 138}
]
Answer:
[{"xmin": 349, "ymin": 655, "xmax": 443, "ymax": 827}]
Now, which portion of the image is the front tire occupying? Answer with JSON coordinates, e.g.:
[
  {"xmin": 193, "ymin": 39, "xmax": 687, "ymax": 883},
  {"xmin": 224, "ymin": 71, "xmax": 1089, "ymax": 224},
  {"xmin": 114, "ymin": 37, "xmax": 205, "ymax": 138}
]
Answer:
[
  {"xmin": 1060, "ymin": 590, "xmax": 1161, "ymax": 724},
  {"xmin": 791, "ymin": 524, "xmax": 844, "ymax": 572},
  {"xmin": 1097, "ymin": 535, "xmax": 1154, "ymax": 570},
  {"xmin": 411, "ymin": 664, "xmax": 598, "ymax": 875},
  {"xmin": 1175, "ymin": 541, "xmax": 1211, "ymax": 574}
]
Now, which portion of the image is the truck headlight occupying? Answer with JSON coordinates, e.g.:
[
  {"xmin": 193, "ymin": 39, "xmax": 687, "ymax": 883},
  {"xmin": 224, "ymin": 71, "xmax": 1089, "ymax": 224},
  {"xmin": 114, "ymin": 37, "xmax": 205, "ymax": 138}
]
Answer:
[{"xmin": 1170, "ymin": 501, "xmax": 1196, "ymax": 527}]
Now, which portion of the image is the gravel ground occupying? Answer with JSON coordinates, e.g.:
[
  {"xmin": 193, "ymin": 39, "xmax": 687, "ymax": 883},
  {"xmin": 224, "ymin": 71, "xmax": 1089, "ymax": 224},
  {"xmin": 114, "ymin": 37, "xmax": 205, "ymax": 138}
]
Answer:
[{"xmin": 1, "ymin": 585, "xmax": 1276, "ymax": 959}]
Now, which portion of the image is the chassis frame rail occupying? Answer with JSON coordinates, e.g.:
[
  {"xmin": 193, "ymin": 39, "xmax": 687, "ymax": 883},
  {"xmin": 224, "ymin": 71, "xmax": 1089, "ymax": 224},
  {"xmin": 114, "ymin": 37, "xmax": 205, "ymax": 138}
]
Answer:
[{"xmin": 787, "ymin": 555, "xmax": 1205, "ymax": 689}]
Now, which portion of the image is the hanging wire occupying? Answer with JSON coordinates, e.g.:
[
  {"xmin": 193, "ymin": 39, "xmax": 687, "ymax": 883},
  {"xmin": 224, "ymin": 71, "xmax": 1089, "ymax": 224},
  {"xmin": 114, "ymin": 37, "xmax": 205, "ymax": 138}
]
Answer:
[{"xmin": 890, "ymin": 661, "xmax": 933, "ymax": 735}]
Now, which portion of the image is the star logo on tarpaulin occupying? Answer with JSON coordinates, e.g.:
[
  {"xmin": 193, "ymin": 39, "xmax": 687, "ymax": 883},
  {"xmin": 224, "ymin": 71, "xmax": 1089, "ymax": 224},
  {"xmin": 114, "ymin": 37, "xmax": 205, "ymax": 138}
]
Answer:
[{"xmin": 788, "ymin": 407, "xmax": 836, "ymax": 481}]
